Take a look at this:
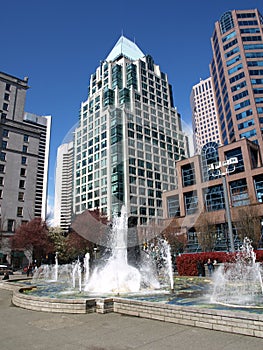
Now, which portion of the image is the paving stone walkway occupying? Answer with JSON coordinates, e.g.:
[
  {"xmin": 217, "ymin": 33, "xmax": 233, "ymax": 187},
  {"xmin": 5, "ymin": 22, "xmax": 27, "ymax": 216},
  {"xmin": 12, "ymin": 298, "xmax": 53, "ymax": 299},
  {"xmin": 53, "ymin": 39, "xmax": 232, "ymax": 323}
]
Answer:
[{"xmin": 0, "ymin": 288, "xmax": 263, "ymax": 349}]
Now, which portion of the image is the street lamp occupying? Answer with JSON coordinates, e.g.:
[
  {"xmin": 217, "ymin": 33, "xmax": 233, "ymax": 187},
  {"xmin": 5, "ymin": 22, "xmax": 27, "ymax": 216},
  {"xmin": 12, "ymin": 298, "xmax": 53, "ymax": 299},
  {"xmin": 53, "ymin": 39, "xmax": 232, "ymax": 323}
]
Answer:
[{"xmin": 208, "ymin": 157, "xmax": 238, "ymax": 252}]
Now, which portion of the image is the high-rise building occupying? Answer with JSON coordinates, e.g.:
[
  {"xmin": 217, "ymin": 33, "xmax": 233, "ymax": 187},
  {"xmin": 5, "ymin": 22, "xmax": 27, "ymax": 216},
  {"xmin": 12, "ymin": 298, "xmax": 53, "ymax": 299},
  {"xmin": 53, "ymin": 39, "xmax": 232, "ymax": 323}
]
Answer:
[
  {"xmin": 73, "ymin": 36, "xmax": 189, "ymax": 226},
  {"xmin": 0, "ymin": 71, "xmax": 51, "ymax": 262},
  {"xmin": 210, "ymin": 8, "xmax": 263, "ymax": 154},
  {"xmin": 54, "ymin": 141, "xmax": 74, "ymax": 231},
  {"xmin": 191, "ymin": 77, "xmax": 222, "ymax": 154},
  {"xmin": 162, "ymin": 8, "xmax": 263, "ymax": 252}
]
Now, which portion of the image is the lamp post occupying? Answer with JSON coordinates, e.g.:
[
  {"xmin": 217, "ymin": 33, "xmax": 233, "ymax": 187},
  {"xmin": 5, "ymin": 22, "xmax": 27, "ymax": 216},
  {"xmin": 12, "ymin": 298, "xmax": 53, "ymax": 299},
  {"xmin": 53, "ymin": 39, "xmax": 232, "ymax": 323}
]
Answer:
[
  {"xmin": 222, "ymin": 176, "xmax": 235, "ymax": 252},
  {"xmin": 208, "ymin": 157, "xmax": 238, "ymax": 252}
]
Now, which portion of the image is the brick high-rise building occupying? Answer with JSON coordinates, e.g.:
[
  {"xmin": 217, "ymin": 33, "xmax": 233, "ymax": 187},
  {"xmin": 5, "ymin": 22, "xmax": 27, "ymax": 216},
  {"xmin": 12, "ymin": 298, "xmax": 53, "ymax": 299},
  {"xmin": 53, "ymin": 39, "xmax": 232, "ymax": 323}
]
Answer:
[{"xmin": 210, "ymin": 8, "xmax": 263, "ymax": 153}]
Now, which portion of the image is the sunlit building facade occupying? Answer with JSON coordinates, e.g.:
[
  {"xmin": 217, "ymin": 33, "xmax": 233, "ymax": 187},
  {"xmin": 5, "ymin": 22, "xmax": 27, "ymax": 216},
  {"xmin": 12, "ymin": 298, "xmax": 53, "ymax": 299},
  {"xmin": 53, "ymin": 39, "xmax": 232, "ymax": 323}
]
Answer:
[
  {"xmin": 211, "ymin": 8, "xmax": 263, "ymax": 153},
  {"xmin": 54, "ymin": 141, "xmax": 74, "ymax": 231},
  {"xmin": 0, "ymin": 71, "xmax": 51, "ymax": 263},
  {"xmin": 191, "ymin": 77, "xmax": 222, "ymax": 154},
  {"xmin": 73, "ymin": 36, "xmax": 189, "ymax": 226},
  {"xmin": 163, "ymin": 139, "xmax": 263, "ymax": 252},
  {"xmin": 163, "ymin": 8, "xmax": 263, "ymax": 252}
]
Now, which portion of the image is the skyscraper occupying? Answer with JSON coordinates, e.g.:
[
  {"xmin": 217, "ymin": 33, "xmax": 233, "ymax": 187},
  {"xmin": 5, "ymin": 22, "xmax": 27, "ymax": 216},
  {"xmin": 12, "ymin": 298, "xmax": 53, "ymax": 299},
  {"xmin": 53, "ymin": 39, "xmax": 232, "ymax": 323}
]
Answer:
[
  {"xmin": 54, "ymin": 141, "xmax": 74, "ymax": 231},
  {"xmin": 73, "ymin": 36, "xmax": 189, "ymax": 225},
  {"xmin": 0, "ymin": 71, "xmax": 51, "ymax": 262},
  {"xmin": 162, "ymin": 8, "xmax": 263, "ymax": 252},
  {"xmin": 210, "ymin": 8, "xmax": 263, "ymax": 154},
  {"xmin": 191, "ymin": 77, "xmax": 222, "ymax": 154}
]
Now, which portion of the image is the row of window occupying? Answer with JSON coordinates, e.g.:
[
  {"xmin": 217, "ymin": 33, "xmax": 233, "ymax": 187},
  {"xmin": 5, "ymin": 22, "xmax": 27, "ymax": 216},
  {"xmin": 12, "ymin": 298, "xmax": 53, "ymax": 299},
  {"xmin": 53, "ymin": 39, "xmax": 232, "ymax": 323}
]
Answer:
[
  {"xmin": 0, "ymin": 152, "xmax": 28, "ymax": 165},
  {"xmin": 168, "ymin": 175, "xmax": 262, "ymax": 218},
  {"xmin": 0, "ymin": 217, "xmax": 28, "ymax": 233}
]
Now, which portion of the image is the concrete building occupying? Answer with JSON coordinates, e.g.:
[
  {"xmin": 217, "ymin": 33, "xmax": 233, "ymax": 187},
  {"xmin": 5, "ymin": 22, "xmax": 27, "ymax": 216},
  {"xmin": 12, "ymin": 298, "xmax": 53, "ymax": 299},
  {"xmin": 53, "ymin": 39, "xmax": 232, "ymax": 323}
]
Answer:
[
  {"xmin": 73, "ymin": 36, "xmax": 189, "ymax": 227},
  {"xmin": 0, "ymin": 71, "xmax": 51, "ymax": 263},
  {"xmin": 210, "ymin": 8, "xmax": 263, "ymax": 150},
  {"xmin": 191, "ymin": 77, "xmax": 222, "ymax": 154},
  {"xmin": 162, "ymin": 139, "xmax": 263, "ymax": 252},
  {"xmin": 54, "ymin": 141, "xmax": 74, "ymax": 231}
]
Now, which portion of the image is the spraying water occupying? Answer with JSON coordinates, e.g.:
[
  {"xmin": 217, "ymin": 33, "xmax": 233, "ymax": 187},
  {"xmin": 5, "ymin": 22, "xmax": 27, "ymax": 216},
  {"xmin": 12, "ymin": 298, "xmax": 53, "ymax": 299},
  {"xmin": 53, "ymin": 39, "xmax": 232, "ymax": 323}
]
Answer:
[
  {"xmin": 84, "ymin": 252, "xmax": 90, "ymax": 286},
  {"xmin": 212, "ymin": 237, "xmax": 263, "ymax": 306},
  {"xmin": 72, "ymin": 258, "xmax": 82, "ymax": 292},
  {"xmin": 33, "ymin": 206, "xmax": 174, "ymax": 295},
  {"xmin": 54, "ymin": 252, "xmax": 58, "ymax": 281},
  {"xmin": 85, "ymin": 207, "xmax": 142, "ymax": 293}
]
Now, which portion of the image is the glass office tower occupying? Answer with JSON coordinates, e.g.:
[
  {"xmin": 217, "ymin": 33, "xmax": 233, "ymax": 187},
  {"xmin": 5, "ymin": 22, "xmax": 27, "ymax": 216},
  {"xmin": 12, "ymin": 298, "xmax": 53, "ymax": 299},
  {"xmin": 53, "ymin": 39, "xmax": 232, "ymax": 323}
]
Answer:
[{"xmin": 73, "ymin": 36, "xmax": 189, "ymax": 225}]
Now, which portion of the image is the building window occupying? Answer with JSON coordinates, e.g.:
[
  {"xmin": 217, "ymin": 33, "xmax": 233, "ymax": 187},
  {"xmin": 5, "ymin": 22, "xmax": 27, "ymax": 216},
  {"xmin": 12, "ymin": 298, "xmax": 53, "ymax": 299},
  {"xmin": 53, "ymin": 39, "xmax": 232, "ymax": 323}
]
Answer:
[
  {"xmin": 230, "ymin": 179, "xmax": 250, "ymax": 207},
  {"xmin": 0, "ymin": 177, "xmax": 4, "ymax": 186},
  {"xmin": 19, "ymin": 180, "xmax": 25, "ymax": 189},
  {"xmin": 0, "ymin": 164, "xmax": 5, "ymax": 173},
  {"xmin": 20, "ymin": 168, "xmax": 26, "ymax": 176},
  {"xmin": 21, "ymin": 156, "xmax": 27, "ymax": 165},
  {"xmin": 24, "ymin": 135, "xmax": 29, "ymax": 142},
  {"xmin": 7, "ymin": 220, "xmax": 15, "ymax": 232},
  {"xmin": 167, "ymin": 195, "xmax": 180, "ymax": 217},
  {"xmin": 201, "ymin": 142, "xmax": 219, "ymax": 181},
  {"xmin": 149, "ymin": 208, "xmax": 155, "ymax": 216},
  {"xmin": 22, "ymin": 145, "xmax": 28, "ymax": 153},
  {"xmin": 17, "ymin": 207, "xmax": 23, "ymax": 217},
  {"xmin": 204, "ymin": 185, "xmax": 225, "ymax": 211},
  {"xmin": 140, "ymin": 207, "xmax": 147, "ymax": 215},
  {"xmin": 220, "ymin": 11, "xmax": 234, "ymax": 34},
  {"xmin": 2, "ymin": 129, "xmax": 9, "ymax": 137},
  {"xmin": 18, "ymin": 192, "xmax": 24, "ymax": 201},
  {"xmin": 0, "ymin": 152, "xmax": 6, "ymax": 161},
  {"xmin": 2, "ymin": 141, "xmax": 7, "ymax": 150},
  {"xmin": 3, "ymin": 103, "xmax": 8, "ymax": 111},
  {"xmin": 254, "ymin": 175, "xmax": 263, "ymax": 203},
  {"xmin": 184, "ymin": 191, "xmax": 198, "ymax": 215},
  {"xmin": 224, "ymin": 148, "xmax": 244, "ymax": 173},
  {"xmin": 187, "ymin": 229, "xmax": 199, "ymax": 250},
  {"xmin": 182, "ymin": 163, "xmax": 196, "ymax": 187}
]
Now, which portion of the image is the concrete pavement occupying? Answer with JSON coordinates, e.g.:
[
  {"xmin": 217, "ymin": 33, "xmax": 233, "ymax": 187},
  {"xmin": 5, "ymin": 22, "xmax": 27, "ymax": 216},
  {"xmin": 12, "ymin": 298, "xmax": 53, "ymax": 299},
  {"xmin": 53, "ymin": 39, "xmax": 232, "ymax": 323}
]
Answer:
[{"xmin": 0, "ymin": 288, "xmax": 262, "ymax": 350}]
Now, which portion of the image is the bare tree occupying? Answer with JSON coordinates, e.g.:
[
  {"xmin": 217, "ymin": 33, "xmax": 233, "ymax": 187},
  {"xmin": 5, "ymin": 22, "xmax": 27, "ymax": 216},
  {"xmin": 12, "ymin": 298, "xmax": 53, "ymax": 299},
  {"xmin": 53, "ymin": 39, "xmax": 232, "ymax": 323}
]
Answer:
[
  {"xmin": 195, "ymin": 211, "xmax": 217, "ymax": 252},
  {"xmin": 235, "ymin": 204, "xmax": 262, "ymax": 249},
  {"xmin": 162, "ymin": 218, "xmax": 187, "ymax": 254}
]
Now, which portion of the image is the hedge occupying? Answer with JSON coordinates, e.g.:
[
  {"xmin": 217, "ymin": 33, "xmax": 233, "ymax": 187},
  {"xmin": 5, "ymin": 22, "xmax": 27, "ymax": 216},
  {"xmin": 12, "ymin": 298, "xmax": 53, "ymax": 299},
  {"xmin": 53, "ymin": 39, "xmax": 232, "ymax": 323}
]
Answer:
[{"xmin": 176, "ymin": 250, "xmax": 263, "ymax": 276}]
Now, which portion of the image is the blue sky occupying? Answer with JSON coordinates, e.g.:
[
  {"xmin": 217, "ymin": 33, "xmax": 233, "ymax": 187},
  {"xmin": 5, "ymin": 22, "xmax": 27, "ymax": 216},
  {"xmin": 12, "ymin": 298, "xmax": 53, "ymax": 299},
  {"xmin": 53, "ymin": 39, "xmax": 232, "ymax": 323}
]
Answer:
[{"xmin": 1, "ymin": 0, "xmax": 262, "ymax": 217}]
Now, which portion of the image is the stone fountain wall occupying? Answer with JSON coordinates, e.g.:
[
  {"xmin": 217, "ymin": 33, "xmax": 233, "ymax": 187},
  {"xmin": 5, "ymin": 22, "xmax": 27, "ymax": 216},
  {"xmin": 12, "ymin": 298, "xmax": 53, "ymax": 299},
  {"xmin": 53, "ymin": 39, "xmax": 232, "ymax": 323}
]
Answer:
[{"xmin": 111, "ymin": 298, "xmax": 263, "ymax": 338}]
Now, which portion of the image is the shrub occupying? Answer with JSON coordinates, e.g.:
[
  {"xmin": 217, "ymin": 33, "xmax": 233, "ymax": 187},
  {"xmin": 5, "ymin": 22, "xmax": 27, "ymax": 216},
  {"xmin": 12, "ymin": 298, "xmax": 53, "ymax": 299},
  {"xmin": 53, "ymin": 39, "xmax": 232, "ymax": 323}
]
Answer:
[{"xmin": 175, "ymin": 251, "xmax": 263, "ymax": 276}]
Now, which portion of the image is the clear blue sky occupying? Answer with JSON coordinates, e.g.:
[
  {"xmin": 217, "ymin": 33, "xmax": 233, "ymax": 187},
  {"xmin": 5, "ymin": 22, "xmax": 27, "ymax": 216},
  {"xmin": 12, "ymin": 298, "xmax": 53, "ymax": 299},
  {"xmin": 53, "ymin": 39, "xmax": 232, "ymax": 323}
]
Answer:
[{"xmin": 1, "ymin": 0, "xmax": 262, "ymax": 217}]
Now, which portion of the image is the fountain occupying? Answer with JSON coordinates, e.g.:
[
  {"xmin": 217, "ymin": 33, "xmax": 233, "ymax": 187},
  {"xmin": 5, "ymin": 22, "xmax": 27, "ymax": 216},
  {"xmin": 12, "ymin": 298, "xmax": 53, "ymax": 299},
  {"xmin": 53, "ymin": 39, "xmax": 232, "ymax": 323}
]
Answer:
[
  {"xmin": 3, "ymin": 227, "xmax": 263, "ymax": 338},
  {"xmin": 212, "ymin": 237, "xmax": 263, "ymax": 307},
  {"xmin": 32, "ymin": 206, "xmax": 174, "ymax": 295}
]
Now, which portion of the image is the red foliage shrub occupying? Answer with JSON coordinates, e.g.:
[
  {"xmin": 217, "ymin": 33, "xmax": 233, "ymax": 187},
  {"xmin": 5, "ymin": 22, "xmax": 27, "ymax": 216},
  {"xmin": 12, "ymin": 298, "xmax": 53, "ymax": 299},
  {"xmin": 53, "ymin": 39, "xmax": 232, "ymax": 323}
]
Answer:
[{"xmin": 175, "ymin": 250, "xmax": 263, "ymax": 276}]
